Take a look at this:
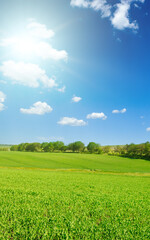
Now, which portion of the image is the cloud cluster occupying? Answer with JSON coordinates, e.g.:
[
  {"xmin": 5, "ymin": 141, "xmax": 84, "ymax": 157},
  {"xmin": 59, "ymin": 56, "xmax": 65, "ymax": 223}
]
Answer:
[
  {"xmin": 112, "ymin": 108, "xmax": 127, "ymax": 114},
  {"xmin": 58, "ymin": 111, "xmax": 108, "ymax": 127},
  {"xmin": 86, "ymin": 112, "xmax": 107, "ymax": 120},
  {"xmin": 57, "ymin": 108, "xmax": 127, "ymax": 127},
  {"xmin": 18, "ymin": 101, "xmax": 127, "ymax": 127},
  {"xmin": 70, "ymin": 0, "xmax": 145, "ymax": 31},
  {"xmin": 0, "ymin": 91, "xmax": 6, "ymax": 111},
  {"xmin": 20, "ymin": 101, "xmax": 53, "ymax": 115},
  {"xmin": 58, "ymin": 117, "xmax": 87, "ymax": 126},
  {"xmin": 0, "ymin": 61, "xmax": 57, "ymax": 88}
]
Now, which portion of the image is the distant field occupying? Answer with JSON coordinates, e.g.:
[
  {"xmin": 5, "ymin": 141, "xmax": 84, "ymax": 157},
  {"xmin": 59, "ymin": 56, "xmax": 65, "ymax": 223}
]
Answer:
[
  {"xmin": 0, "ymin": 151, "xmax": 150, "ymax": 173},
  {"xmin": 0, "ymin": 152, "xmax": 149, "ymax": 239}
]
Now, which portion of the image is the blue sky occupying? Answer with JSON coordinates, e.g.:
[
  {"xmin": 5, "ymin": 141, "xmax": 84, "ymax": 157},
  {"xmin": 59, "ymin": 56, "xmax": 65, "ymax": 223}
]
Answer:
[{"xmin": 0, "ymin": 0, "xmax": 150, "ymax": 145}]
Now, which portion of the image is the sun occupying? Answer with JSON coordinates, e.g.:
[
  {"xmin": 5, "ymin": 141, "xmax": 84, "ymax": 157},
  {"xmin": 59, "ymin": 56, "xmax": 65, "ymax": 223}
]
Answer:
[
  {"xmin": 16, "ymin": 37, "xmax": 35, "ymax": 54},
  {"xmin": 12, "ymin": 35, "xmax": 37, "ymax": 57}
]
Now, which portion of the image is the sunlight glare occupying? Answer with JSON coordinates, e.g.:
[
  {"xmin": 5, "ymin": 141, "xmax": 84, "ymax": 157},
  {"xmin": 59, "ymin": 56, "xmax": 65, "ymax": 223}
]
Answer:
[{"xmin": 13, "ymin": 36, "xmax": 36, "ymax": 57}]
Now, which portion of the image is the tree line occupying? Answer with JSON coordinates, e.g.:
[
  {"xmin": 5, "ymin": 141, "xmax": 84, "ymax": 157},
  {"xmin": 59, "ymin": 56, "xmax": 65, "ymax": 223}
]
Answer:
[
  {"xmin": 111, "ymin": 142, "xmax": 150, "ymax": 160},
  {"xmin": 10, "ymin": 141, "xmax": 150, "ymax": 160},
  {"xmin": 10, "ymin": 141, "xmax": 102, "ymax": 153},
  {"xmin": 0, "ymin": 144, "xmax": 11, "ymax": 151}
]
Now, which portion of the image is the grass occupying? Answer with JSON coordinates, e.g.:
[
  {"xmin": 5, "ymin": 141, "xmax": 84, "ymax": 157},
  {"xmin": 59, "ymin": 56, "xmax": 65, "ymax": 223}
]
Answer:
[
  {"xmin": 0, "ymin": 151, "xmax": 150, "ymax": 173},
  {"xmin": 0, "ymin": 152, "xmax": 150, "ymax": 239}
]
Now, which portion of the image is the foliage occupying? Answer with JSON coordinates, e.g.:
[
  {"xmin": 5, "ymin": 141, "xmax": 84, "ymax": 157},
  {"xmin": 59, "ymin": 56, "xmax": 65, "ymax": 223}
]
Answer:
[
  {"xmin": 0, "ymin": 145, "xmax": 11, "ymax": 151},
  {"xmin": 67, "ymin": 141, "xmax": 85, "ymax": 152},
  {"xmin": 10, "ymin": 145, "xmax": 19, "ymax": 151},
  {"xmin": 0, "ymin": 167, "xmax": 149, "ymax": 239},
  {"xmin": 25, "ymin": 143, "xmax": 42, "ymax": 152},
  {"xmin": 0, "ymin": 147, "xmax": 10, "ymax": 151},
  {"xmin": 111, "ymin": 142, "xmax": 150, "ymax": 160},
  {"xmin": 87, "ymin": 142, "xmax": 100, "ymax": 153},
  {"xmin": 102, "ymin": 145, "xmax": 112, "ymax": 154},
  {"xmin": 9, "ymin": 141, "xmax": 150, "ymax": 160}
]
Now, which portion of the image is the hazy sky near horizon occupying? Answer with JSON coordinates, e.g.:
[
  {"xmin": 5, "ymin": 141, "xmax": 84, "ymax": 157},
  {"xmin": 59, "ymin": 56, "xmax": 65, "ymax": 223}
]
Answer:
[{"xmin": 0, "ymin": 0, "xmax": 150, "ymax": 145}]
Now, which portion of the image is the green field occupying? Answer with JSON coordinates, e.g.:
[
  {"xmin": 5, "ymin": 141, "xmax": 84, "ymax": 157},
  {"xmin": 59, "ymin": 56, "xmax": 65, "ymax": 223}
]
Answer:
[
  {"xmin": 0, "ymin": 151, "xmax": 150, "ymax": 173},
  {"xmin": 0, "ymin": 152, "xmax": 150, "ymax": 239}
]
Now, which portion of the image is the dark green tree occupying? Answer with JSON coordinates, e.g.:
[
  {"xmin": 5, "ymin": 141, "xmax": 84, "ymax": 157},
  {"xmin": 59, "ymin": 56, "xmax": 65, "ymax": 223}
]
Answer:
[
  {"xmin": 73, "ymin": 141, "xmax": 85, "ymax": 152},
  {"xmin": 10, "ymin": 145, "xmax": 19, "ymax": 151},
  {"xmin": 53, "ymin": 141, "xmax": 65, "ymax": 151},
  {"xmin": 87, "ymin": 142, "xmax": 100, "ymax": 153}
]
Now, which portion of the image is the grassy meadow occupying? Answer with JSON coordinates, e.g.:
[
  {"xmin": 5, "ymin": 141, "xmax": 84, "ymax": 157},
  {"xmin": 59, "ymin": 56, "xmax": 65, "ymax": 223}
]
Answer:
[
  {"xmin": 0, "ymin": 152, "xmax": 150, "ymax": 239},
  {"xmin": 0, "ymin": 151, "xmax": 150, "ymax": 173}
]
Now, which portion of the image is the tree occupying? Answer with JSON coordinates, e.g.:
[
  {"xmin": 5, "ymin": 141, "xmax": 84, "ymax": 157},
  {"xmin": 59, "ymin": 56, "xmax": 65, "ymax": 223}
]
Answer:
[
  {"xmin": 73, "ymin": 141, "xmax": 85, "ymax": 152},
  {"xmin": 67, "ymin": 143, "xmax": 74, "ymax": 152},
  {"xmin": 102, "ymin": 145, "xmax": 111, "ymax": 154},
  {"xmin": 67, "ymin": 141, "xmax": 85, "ymax": 152},
  {"xmin": 53, "ymin": 141, "xmax": 65, "ymax": 151},
  {"xmin": 18, "ymin": 143, "xmax": 28, "ymax": 151},
  {"xmin": 98, "ymin": 146, "xmax": 103, "ymax": 154},
  {"xmin": 143, "ymin": 142, "xmax": 150, "ymax": 159},
  {"xmin": 114, "ymin": 145, "xmax": 123, "ymax": 155},
  {"xmin": 10, "ymin": 145, "xmax": 18, "ymax": 151},
  {"xmin": 41, "ymin": 142, "xmax": 49, "ymax": 151},
  {"xmin": 87, "ymin": 142, "xmax": 100, "ymax": 153},
  {"xmin": 25, "ymin": 143, "xmax": 41, "ymax": 152},
  {"xmin": 43, "ymin": 142, "xmax": 54, "ymax": 152}
]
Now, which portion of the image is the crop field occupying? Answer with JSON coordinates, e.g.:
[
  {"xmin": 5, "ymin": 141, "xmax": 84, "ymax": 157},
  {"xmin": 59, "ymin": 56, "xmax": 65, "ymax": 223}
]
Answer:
[
  {"xmin": 0, "ymin": 152, "xmax": 150, "ymax": 239},
  {"xmin": 0, "ymin": 151, "xmax": 150, "ymax": 173}
]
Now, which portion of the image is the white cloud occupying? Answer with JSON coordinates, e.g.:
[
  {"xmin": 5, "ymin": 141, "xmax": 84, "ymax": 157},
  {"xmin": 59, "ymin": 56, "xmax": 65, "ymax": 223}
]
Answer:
[
  {"xmin": 111, "ymin": 1, "xmax": 138, "ymax": 30},
  {"xmin": 120, "ymin": 108, "xmax": 127, "ymax": 113},
  {"xmin": 58, "ymin": 117, "xmax": 87, "ymax": 126},
  {"xmin": 72, "ymin": 95, "xmax": 82, "ymax": 102},
  {"xmin": 0, "ymin": 61, "xmax": 57, "ymax": 88},
  {"xmin": 0, "ymin": 20, "xmax": 68, "ymax": 61},
  {"xmin": 86, "ymin": 112, "xmax": 107, "ymax": 120},
  {"xmin": 146, "ymin": 127, "xmax": 150, "ymax": 132},
  {"xmin": 0, "ymin": 91, "xmax": 6, "ymax": 103},
  {"xmin": 112, "ymin": 109, "xmax": 120, "ymax": 113},
  {"xmin": 20, "ymin": 101, "xmax": 53, "ymax": 115},
  {"xmin": 112, "ymin": 108, "xmax": 127, "ymax": 114},
  {"xmin": 71, "ymin": 0, "xmax": 111, "ymax": 17},
  {"xmin": 34, "ymin": 41, "xmax": 68, "ymax": 61},
  {"xmin": 0, "ymin": 91, "xmax": 6, "ymax": 111},
  {"xmin": 90, "ymin": 0, "xmax": 111, "ymax": 17},
  {"xmin": 71, "ymin": 0, "xmax": 89, "ymax": 8},
  {"xmin": 27, "ymin": 21, "xmax": 55, "ymax": 39},
  {"xmin": 40, "ymin": 75, "xmax": 58, "ymax": 88},
  {"xmin": 70, "ymin": 0, "xmax": 145, "ymax": 31},
  {"xmin": 58, "ymin": 86, "xmax": 66, "ymax": 93}
]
